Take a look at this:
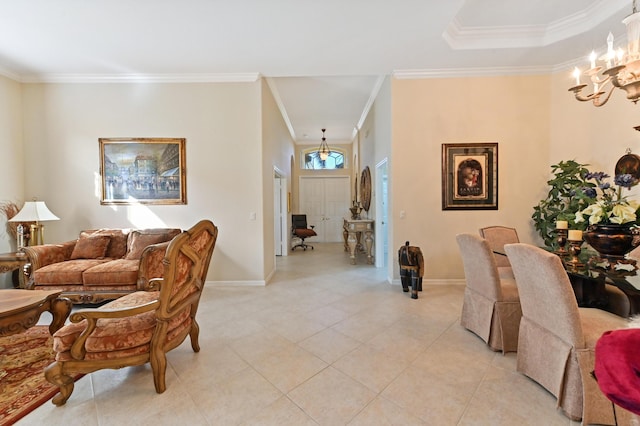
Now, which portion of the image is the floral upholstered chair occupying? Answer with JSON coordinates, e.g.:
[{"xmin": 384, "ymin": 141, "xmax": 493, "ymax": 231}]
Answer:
[{"xmin": 44, "ymin": 219, "xmax": 218, "ymax": 405}]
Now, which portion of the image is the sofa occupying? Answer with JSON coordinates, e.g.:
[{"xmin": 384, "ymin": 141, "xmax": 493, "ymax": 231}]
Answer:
[{"xmin": 22, "ymin": 227, "xmax": 181, "ymax": 304}]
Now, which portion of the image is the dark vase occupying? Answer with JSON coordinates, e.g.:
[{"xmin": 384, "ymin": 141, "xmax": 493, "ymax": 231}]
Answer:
[{"xmin": 583, "ymin": 224, "xmax": 640, "ymax": 259}]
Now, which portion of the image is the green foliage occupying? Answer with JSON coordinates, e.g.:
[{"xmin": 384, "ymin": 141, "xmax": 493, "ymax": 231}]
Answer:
[{"xmin": 532, "ymin": 160, "xmax": 595, "ymax": 248}]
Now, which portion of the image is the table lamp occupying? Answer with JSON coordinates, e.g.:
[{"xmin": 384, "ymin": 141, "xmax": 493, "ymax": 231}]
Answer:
[{"xmin": 8, "ymin": 200, "xmax": 60, "ymax": 246}]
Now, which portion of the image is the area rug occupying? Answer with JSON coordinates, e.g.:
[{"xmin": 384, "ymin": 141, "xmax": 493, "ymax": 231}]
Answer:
[{"xmin": 0, "ymin": 326, "xmax": 79, "ymax": 425}]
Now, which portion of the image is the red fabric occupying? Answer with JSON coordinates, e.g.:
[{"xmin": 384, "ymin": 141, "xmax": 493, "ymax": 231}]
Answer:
[
  {"xmin": 294, "ymin": 228, "xmax": 317, "ymax": 238},
  {"xmin": 595, "ymin": 328, "xmax": 640, "ymax": 415}
]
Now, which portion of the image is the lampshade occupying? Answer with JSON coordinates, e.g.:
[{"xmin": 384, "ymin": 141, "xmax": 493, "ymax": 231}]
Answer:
[{"xmin": 9, "ymin": 201, "xmax": 60, "ymax": 223}]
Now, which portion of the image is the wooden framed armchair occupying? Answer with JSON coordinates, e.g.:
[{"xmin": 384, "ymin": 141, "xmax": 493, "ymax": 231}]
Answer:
[{"xmin": 44, "ymin": 219, "xmax": 218, "ymax": 405}]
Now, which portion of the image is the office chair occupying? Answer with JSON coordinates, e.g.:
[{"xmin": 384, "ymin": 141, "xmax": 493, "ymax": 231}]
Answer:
[{"xmin": 292, "ymin": 214, "xmax": 317, "ymax": 251}]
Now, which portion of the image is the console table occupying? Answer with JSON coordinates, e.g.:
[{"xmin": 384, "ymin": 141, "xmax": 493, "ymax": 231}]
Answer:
[
  {"xmin": 0, "ymin": 252, "xmax": 27, "ymax": 288},
  {"xmin": 343, "ymin": 218, "xmax": 374, "ymax": 265}
]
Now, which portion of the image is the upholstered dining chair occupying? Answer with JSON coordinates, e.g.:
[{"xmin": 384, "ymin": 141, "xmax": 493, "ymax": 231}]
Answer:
[
  {"xmin": 45, "ymin": 219, "xmax": 218, "ymax": 405},
  {"xmin": 456, "ymin": 233, "xmax": 521, "ymax": 353},
  {"xmin": 505, "ymin": 243, "xmax": 628, "ymax": 424},
  {"xmin": 479, "ymin": 226, "xmax": 519, "ymax": 279}
]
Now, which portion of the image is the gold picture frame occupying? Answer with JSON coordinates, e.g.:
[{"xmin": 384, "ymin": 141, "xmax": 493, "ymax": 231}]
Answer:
[
  {"xmin": 99, "ymin": 138, "xmax": 187, "ymax": 205},
  {"xmin": 442, "ymin": 142, "xmax": 498, "ymax": 210}
]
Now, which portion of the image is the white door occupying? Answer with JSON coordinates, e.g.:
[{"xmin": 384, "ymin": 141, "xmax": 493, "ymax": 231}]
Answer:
[
  {"xmin": 376, "ymin": 159, "xmax": 389, "ymax": 270},
  {"xmin": 299, "ymin": 176, "xmax": 350, "ymax": 242},
  {"xmin": 274, "ymin": 176, "xmax": 283, "ymax": 256},
  {"xmin": 323, "ymin": 178, "xmax": 351, "ymax": 241}
]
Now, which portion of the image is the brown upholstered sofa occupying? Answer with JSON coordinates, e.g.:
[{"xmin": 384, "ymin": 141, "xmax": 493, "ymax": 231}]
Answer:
[{"xmin": 22, "ymin": 227, "xmax": 181, "ymax": 304}]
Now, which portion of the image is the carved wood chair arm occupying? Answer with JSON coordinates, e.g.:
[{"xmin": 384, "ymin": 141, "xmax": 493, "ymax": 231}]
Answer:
[
  {"xmin": 147, "ymin": 277, "xmax": 164, "ymax": 291},
  {"xmin": 137, "ymin": 241, "xmax": 172, "ymax": 291},
  {"xmin": 69, "ymin": 300, "xmax": 160, "ymax": 359},
  {"xmin": 70, "ymin": 300, "xmax": 160, "ymax": 322}
]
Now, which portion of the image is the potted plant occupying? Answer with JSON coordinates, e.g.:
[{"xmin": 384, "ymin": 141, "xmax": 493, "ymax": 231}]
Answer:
[{"xmin": 532, "ymin": 160, "xmax": 594, "ymax": 249}]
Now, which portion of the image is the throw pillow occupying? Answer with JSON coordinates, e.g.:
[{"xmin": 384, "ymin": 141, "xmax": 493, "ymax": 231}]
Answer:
[
  {"xmin": 125, "ymin": 232, "xmax": 172, "ymax": 260},
  {"xmin": 81, "ymin": 229, "xmax": 129, "ymax": 258},
  {"xmin": 69, "ymin": 235, "xmax": 111, "ymax": 260}
]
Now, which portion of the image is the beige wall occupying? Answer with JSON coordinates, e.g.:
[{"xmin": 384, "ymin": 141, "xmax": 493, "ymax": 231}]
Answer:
[
  {"xmin": 363, "ymin": 76, "xmax": 392, "ymax": 277},
  {"xmin": 0, "ymin": 76, "xmax": 23, "ymax": 287},
  {"xmin": 19, "ymin": 81, "xmax": 265, "ymax": 283},
  {"xmin": 261, "ymin": 80, "xmax": 296, "ymax": 280},
  {"xmin": 549, "ymin": 70, "xmax": 640, "ymax": 219},
  {"xmin": 391, "ymin": 75, "xmax": 551, "ymax": 281},
  {"xmin": 550, "ymin": 71, "xmax": 640, "ymax": 174}
]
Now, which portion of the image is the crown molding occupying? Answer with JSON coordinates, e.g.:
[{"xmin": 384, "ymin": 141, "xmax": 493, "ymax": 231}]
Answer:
[
  {"xmin": 14, "ymin": 72, "xmax": 261, "ymax": 84},
  {"xmin": 0, "ymin": 66, "xmax": 22, "ymax": 82},
  {"xmin": 353, "ymin": 75, "xmax": 386, "ymax": 140},
  {"xmin": 264, "ymin": 76, "xmax": 296, "ymax": 141},
  {"xmin": 443, "ymin": 0, "xmax": 628, "ymax": 50},
  {"xmin": 393, "ymin": 65, "xmax": 552, "ymax": 80}
]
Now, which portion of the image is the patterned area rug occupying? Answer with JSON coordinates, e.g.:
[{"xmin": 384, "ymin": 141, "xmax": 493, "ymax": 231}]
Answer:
[{"xmin": 0, "ymin": 326, "xmax": 76, "ymax": 425}]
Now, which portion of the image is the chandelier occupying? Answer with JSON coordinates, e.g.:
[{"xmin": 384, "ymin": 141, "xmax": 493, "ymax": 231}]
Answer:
[
  {"xmin": 569, "ymin": 0, "xmax": 640, "ymax": 106},
  {"xmin": 318, "ymin": 128, "xmax": 330, "ymax": 161}
]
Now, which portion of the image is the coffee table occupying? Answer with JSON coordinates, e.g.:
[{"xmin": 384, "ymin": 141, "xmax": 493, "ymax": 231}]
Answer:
[{"xmin": 0, "ymin": 289, "xmax": 71, "ymax": 336}]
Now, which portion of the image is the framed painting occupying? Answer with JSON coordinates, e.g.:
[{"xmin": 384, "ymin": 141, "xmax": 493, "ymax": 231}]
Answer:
[
  {"xmin": 99, "ymin": 138, "xmax": 187, "ymax": 205},
  {"xmin": 442, "ymin": 142, "xmax": 498, "ymax": 210}
]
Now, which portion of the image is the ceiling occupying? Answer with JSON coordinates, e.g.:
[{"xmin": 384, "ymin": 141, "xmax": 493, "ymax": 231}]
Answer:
[{"xmin": 0, "ymin": 0, "xmax": 633, "ymax": 144}]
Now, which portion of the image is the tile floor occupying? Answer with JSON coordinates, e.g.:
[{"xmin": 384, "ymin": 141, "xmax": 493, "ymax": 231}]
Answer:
[{"xmin": 19, "ymin": 243, "xmax": 632, "ymax": 425}]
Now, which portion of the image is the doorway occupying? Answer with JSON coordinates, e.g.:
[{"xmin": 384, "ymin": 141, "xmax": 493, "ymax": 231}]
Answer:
[
  {"xmin": 274, "ymin": 170, "xmax": 288, "ymax": 256},
  {"xmin": 375, "ymin": 159, "xmax": 389, "ymax": 275},
  {"xmin": 299, "ymin": 176, "xmax": 350, "ymax": 242}
]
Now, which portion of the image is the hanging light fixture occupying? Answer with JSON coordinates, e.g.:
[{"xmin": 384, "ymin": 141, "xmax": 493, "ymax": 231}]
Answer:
[
  {"xmin": 569, "ymin": 0, "xmax": 640, "ymax": 106},
  {"xmin": 317, "ymin": 128, "xmax": 330, "ymax": 161}
]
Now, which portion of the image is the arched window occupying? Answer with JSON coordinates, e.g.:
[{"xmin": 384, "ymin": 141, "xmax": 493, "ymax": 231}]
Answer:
[{"xmin": 302, "ymin": 148, "xmax": 345, "ymax": 170}]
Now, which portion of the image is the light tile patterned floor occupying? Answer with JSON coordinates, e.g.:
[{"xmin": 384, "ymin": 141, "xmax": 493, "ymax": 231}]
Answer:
[{"xmin": 22, "ymin": 243, "xmax": 626, "ymax": 425}]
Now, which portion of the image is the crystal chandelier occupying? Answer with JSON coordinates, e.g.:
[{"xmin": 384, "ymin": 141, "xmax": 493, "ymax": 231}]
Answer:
[
  {"xmin": 317, "ymin": 128, "xmax": 330, "ymax": 161},
  {"xmin": 569, "ymin": 0, "xmax": 640, "ymax": 106}
]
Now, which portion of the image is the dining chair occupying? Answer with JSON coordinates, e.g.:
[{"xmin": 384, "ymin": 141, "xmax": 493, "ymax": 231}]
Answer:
[
  {"xmin": 478, "ymin": 225, "xmax": 519, "ymax": 279},
  {"xmin": 604, "ymin": 284, "xmax": 631, "ymax": 317},
  {"xmin": 505, "ymin": 243, "xmax": 628, "ymax": 424},
  {"xmin": 456, "ymin": 233, "xmax": 521, "ymax": 353}
]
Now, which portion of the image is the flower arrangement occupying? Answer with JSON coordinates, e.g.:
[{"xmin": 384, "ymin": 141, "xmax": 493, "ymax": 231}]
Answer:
[{"xmin": 574, "ymin": 172, "xmax": 640, "ymax": 226}]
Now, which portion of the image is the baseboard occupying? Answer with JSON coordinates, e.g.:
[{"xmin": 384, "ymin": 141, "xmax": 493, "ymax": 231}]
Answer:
[
  {"xmin": 205, "ymin": 280, "xmax": 267, "ymax": 287},
  {"xmin": 391, "ymin": 278, "xmax": 466, "ymax": 286},
  {"xmin": 206, "ymin": 277, "xmax": 465, "ymax": 288}
]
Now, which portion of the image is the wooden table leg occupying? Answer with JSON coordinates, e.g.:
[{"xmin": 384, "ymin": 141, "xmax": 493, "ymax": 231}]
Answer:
[{"xmin": 48, "ymin": 297, "xmax": 72, "ymax": 334}]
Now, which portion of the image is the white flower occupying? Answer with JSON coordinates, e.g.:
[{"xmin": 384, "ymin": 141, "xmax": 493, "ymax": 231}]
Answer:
[
  {"xmin": 610, "ymin": 203, "xmax": 637, "ymax": 224},
  {"xmin": 574, "ymin": 172, "xmax": 640, "ymax": 226}
]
